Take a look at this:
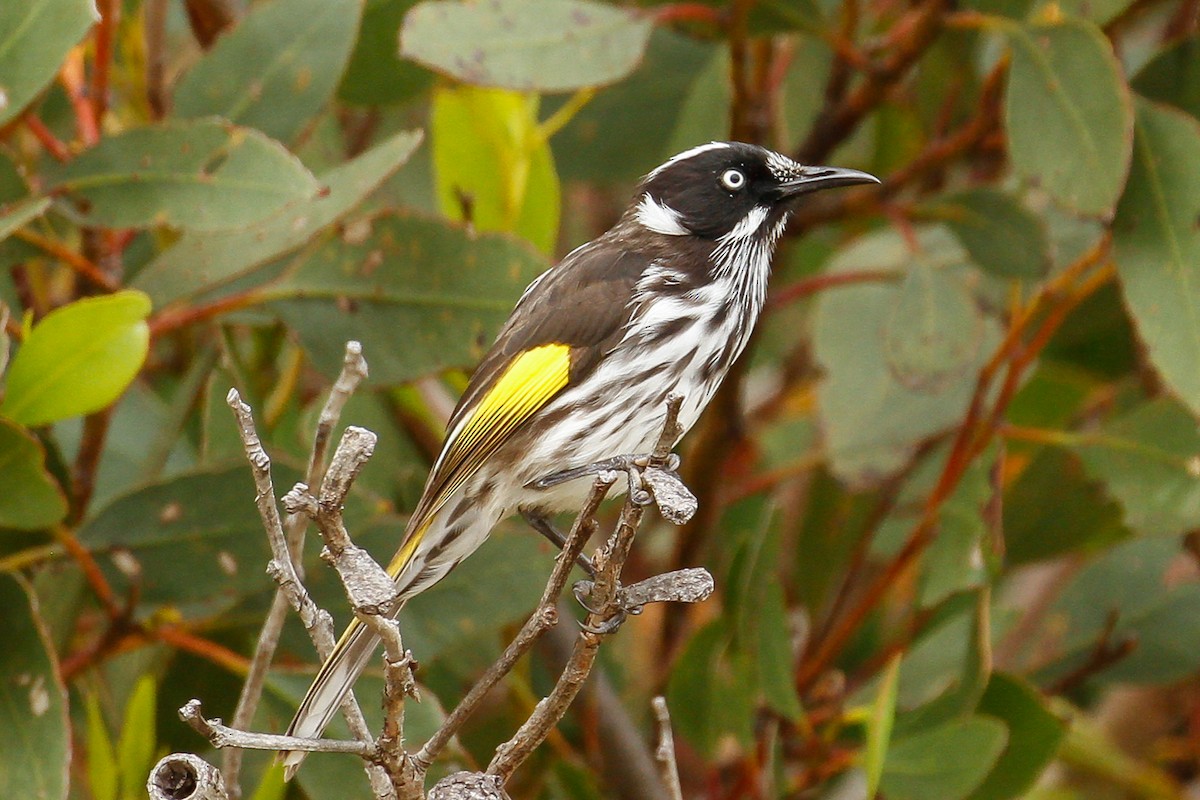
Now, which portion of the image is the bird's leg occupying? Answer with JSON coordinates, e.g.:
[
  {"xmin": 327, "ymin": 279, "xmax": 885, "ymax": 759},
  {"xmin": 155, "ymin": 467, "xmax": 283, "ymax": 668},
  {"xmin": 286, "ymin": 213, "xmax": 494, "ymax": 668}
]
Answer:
[
  {"xmin": 520, "ymin": 508, "xmax": 595, "ymax": 577},
  {"xmin": 527, "ymin": 452, "xmax": 682, "ymax": 506}
]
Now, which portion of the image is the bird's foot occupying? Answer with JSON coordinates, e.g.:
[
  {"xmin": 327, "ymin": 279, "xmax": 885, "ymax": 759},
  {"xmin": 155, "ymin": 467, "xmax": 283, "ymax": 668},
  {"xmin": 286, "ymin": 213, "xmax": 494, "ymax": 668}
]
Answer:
[
  {"xmin": 572, "ymin": 579, "xmax": 640, "ymax": 634},
  {"xmin": 528, "ymin": 452, "xmax": 682, "ymax": 507},
  {"xmin": 520, "ymin": 509, "xmax": 595, "ymax": 576}
]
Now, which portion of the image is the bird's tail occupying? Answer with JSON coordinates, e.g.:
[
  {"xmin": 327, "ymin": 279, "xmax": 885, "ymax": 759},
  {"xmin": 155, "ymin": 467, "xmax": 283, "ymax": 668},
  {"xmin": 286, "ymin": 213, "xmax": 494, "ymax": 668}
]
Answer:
[{"xmin": 281, "ymin": 612, "xmax": 392, "ymax": 779}]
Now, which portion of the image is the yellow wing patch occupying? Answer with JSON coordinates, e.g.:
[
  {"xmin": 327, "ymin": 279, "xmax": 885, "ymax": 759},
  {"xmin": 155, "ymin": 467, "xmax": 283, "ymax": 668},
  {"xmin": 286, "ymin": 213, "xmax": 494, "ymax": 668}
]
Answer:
[{"xmin": 386, "ymin": 343, "xmax": 571, "ymax": 578}]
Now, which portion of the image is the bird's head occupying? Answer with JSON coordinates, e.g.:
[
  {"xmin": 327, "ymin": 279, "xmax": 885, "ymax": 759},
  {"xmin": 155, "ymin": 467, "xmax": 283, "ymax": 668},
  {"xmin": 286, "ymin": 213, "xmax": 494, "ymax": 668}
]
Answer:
[{"xmin": 632, "ymin": 142, "xmax": 879, "ymax": 241}]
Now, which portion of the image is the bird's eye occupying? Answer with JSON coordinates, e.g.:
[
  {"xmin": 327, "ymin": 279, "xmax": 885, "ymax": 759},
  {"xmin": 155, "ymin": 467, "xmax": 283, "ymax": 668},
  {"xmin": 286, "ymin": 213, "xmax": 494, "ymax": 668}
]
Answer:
[{"xmin": 720, "ymin": 168, "xmax": 746, "ymax": 191}]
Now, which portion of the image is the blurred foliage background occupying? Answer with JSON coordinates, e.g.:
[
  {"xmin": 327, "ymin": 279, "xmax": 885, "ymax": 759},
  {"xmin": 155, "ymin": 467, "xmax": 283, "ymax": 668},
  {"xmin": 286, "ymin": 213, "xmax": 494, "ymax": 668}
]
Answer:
[{"xmin": 3, "ymin": 0, "xmax": 1200, "ymax": 798}]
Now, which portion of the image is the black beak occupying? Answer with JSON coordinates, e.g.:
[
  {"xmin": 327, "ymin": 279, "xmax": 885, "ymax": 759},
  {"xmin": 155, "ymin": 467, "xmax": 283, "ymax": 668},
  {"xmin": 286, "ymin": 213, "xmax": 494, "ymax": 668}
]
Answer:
[{"xmin": 771, "ymin": 166, "xmax": 880, "ymax": 199}]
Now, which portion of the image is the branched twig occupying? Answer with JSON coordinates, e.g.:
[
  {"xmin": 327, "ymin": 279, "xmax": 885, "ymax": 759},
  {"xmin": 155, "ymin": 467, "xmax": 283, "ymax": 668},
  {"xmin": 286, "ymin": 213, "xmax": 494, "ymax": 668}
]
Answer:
[
  {"xmin": 148, "ymin": 753, "xmax": 228, "ymax": 800},
  {"xmin": 180, "ymin": 700, "xmax": 374, "ymax": 756},
  {"xmin": 221, "ymin": 343, "xmax": 369, "ymax": 798},
  {"xmin": 414, "ymin": 474, "xmax": 616, "ymax": 771},
  {"xmin": 223, "ymin": 385, "xmax": 388, "ymax": 798},
  {"xmin": 487, "ymin": 397, "xmax": 698, "ymax": 783},
  {"xmin": 1046, "ymin": 610, "xmax": 1138, "ymax": 695}
]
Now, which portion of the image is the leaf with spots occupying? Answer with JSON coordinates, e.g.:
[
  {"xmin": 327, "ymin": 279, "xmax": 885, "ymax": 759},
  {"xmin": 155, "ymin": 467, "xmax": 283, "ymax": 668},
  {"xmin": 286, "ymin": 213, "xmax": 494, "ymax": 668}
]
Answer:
[
  {"xmin": 0, "ymin": 572, "xmax": 69, "ymax": 800},
  {"xmin": 172, "ymin": 0, "xmax": 364, "ymax": 143},
  {"xmin": 401, "ymin": 0, "xmax": 653, "ymax": 92},
  {"xmin": 1004, "ymin": 18, "xmax": 1133, "ymax": 216},
  {"xmin": 78, "ymin": 465, "xmax": 280, "ymax": 621},
  {"xmin": 266, "ymin": 211, "xmax": 547, "ymax": 384},
  {"xmin": 46, "ymin": 120, "xmax": 320, "ymax": 232},
  {"xmin": 131, "ymin": 129, "xmax": 423, "ymax": 306},
  {"xmin": 1113, "ymin": 99, "xmax": 1200, "ymax": 416}
]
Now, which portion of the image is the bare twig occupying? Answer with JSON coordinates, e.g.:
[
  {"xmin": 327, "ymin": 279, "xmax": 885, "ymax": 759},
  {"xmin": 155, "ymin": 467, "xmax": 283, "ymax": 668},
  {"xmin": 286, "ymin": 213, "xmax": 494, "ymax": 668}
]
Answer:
[
  {"xmin": 223, "ymin": 387, "xmax": 387, "ymax": 797},
  {"xmin": 652, "ymin": 697, "xmax": 684, "ymax": 800},
  {"xmin": 180, "ymin": 700, "xmax": 374, "ymax": 757},
  {"xmin": 222, "ymin": 343, "xmax": 369, "ymax": 798},
  {"xmin": 487, "ymin": 398, "xmax": 694, "ymax": 782},
  {"xmin": 414, "ymin": 474, "xmax": 616, "ymax": 771}
]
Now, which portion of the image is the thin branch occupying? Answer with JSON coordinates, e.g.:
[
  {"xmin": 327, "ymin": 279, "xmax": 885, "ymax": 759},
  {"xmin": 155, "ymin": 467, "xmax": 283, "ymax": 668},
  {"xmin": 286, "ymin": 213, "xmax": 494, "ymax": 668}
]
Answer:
[
  {"xmin": 23, "ymin": 114, "xmax": 71, "ymax": 162},
  {"xmin": 222, "ymin": 342, "xmax": 370, "ymax": 796},
  {"xmin": 223, "ymin": 388, "xmax": 386, "ymax": 795},
  {"xmin": 92, "ymin": 0, "xmax": 120, "ymax": 125},
  {"xmin": 148, "ymin": 753, "xmax": 228, "ymax": 800},
  {"xmin": 60, "ymin": 48, "xmax": 99, "ymax": 147},
  {"xmin": 181, "ymin": 700, "xmax": 374, "ymax": 756},
  {"xmin": 12, "ymin": 229, "xmax": 121, "ymax": 291},
  {"xmin": 414, "ymin": 474, "xmax": 616, "ymax": 770},
  {"xmin": 144, "ymin": 0, "xmax": 168, "ymax": 118},
  {"xmin": 652, "ymin": 697, "xmax": 684, "ymax": 800}
]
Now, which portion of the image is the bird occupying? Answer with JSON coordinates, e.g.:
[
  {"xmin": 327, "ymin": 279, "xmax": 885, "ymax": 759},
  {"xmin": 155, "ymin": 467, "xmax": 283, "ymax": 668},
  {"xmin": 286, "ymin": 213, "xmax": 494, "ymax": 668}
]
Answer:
[{"xmin": 283, "ymin": 141, "xmax": 878, "ymax": 775}]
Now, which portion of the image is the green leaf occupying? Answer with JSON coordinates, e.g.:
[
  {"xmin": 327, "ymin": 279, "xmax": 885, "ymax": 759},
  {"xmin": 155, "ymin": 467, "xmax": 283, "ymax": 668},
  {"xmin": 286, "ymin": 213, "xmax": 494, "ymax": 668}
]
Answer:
[
  {"xmin": 0, "ymin": 0, "xmax": 96, "ymax": 126},
  {"xmin": 47, "ymin": 120, "xmax": 320, "ymax": 231},
  {"xmin": 84, "ymin": 694, "xmax": 118, "ymax": 800},
  {"xmin": 1113, "ymin": 99, "xmax": 1200, "ymax": 415},
  {"xmin": 430, "ymin": 85, "xmax": 560, "ymax": 253},
  {"xmin": 338, "ymin": 0, "xmax": 432, "ymax": 106},
  {"xmin": 1035, "ymin": 537, "xmax": 1200, "ymax": 685},
  {"xmin": 79, "ymin": 465, "xmax": 276, "ymax": 621},
  {"xmin": 401, "ymin": 0, "xmax": 653, "ymax": 92},
  {"xmin": 0, "ymin": 197, "xmax": 51, "ymax": 243},
  {"xmin": 1003, "ymin": 446, "xmax": 1128, "ymax": 565},
  {"xmin": 1030, "ymin": 0, "xmax": 1135, "ymax": 24},
  {"xmin": 884, "ymin": 257, "xmax": 984, "ymax": 392},
  {"xmin": 550, "ymin": 29, "xmax": 714, "ymax": 184},
  {"xmin": 1, "ymin": 290, "xmax": 151, "ymax": 426},
  {"xmin": 666, "ymin": 619, "xmax": 756, "ymax": 756},
  {"xmin": 173, "ymin": 0, "xmax": 363, "ymax": 142},
  {"xmin": 246, "ymin": 764, "xmax": 286, "ymax": 800},
  {"xmin": 881, "ymin": 717, "xmax": 1008, "ymax": 800},
  {"xmin": 935, "ymin": 188, "xmax": 1050, "ymax": 278},
  {"xmin": 1004, "ymin": 18, "xmax": 1133, "ymax": 216},
  {"xmin": 115, "ymin": 676, "xmax": 156, "ymax": 800},
  {"xmin": 266, "ymin": 211, "xmax": 547, "ymax": 384},
  {"xmin": 864, "ymin": 654, "xmax": 903, "ymax": 798},
  {"xmin": 812, "ymin": 226, "xmax": 1000, "ymax": 484},
  {"xmin": 0, "ymin": 572, "xmax": 69, "ymax": 800},
  {"xmin": 0, "ymin": 419, "xmax": 68, "ymax": 529},
  {"xmin": 132, "ymin": 130, "xmax": 423, "ymax": 306},
  {"xmin": 756, "ymin": 583, "xmax": 803, "ymax": 720},
  {"xmin": 1075, "ymin": 398, "xmax": 1200, "ymax": 538},
  {"xmin": 967, "ymin": 674, "xmax": 1066, "ymax": 800},
  {"xmin": 1133, "ymin": 37, "xmax": 1200, "ymax": 120}
]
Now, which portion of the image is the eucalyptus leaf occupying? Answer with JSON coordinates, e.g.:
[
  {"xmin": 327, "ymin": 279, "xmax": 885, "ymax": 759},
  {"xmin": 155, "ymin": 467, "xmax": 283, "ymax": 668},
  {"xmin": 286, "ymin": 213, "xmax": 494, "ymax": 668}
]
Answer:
[
  {"xmin": 267, "ymin": 211, "xmax": 546, "ymax": 384},
  {"xmin": 967, "ymin": 674, "xmax": 1066, "ymax": 800},
  {"xmin": 0, "ymin": 197, "xmax": 51, "ymax": 243},
  {"xmin": 0, "ymin": 573, "xmax": 69, "ymax": 800},
  {"xmin": 133, "ymin": 130, "xmax": 423, "ymax": 306},
  {"xmin": 173, "ymin": 0, "xmax": 363, "ymax": 142},
  {"xmin": 338, "ymin": 0, "xmax": 432, "ymax": 106},
  {"xmin": 880, "ymin": 717, "xmax": 1008, "ymax": 800},
  {"xmin": 1005, "ymin": 19, "xmax": 1133, "ymax": 216},
  {"xmin": 1113, "ymin": 99, "xmax": 1200, "ymax": 415},
  {"xmin": 1075, "ymin": 398, "xmax": 1200, "ymax": 538},
  {"xmin": 813, "ymin": 227, "xmax": 999, "ymax": 484},
  {"xmin": 0, "ymin": 419, "xmax": 68, "ymax": 529},
  {"xmin": 0, "ymin": 0, "xmax": 96, "ymax": 126},
  {"xmin": 47, "ymin": 120, "xmax": 320, "ymax": 231},
  {"xmin": 430, "ymin": 85, "xmax": 560, "ymax": 253},
  {"xmin": 1133, "ymin": 37, "xmax": 1200, "ymax": 120},
  {"xmin": 401, "ymin": 0, "xmax": 653, "ymax": 92},
  {"xmin": 0, "ymin": 290, "xmax": 151, "ymax": 427},
  {"xmin": 936, "ymin": 188, "xmax": 1050, "ymax": 278}
]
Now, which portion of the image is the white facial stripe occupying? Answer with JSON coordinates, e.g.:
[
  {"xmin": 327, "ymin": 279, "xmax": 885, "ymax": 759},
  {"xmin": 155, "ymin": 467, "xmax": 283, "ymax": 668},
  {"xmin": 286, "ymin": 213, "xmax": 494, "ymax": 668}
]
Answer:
[
  {"xmin": 636, "ymin": 194, "xmax": 689, "ymax": 236},
  {"xmin": 720, "ymin": 205, "xmax": 769, "ymax": 242},
  {"xmin": 646, "ymin": 141, "xmax": 732, "ymax": 180}
]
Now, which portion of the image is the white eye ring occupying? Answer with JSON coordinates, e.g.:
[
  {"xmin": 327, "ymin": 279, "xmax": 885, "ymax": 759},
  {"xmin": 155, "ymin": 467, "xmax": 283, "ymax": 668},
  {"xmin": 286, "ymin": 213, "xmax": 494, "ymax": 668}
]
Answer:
[{"xmin": 720, "ymin": 168, "xmax": 746, "ymax": 191}]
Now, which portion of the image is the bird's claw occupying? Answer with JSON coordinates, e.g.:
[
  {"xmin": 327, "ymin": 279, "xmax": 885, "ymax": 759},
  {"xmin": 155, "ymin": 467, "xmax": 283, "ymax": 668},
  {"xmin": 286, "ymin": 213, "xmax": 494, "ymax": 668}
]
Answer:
[
  {"xmin": 530, "ymin": 452, "xmax": 679, "ymax": 507},
  {"xmin": 572, "ymin": 579, "xmax": 642, "ymax": 635}
]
